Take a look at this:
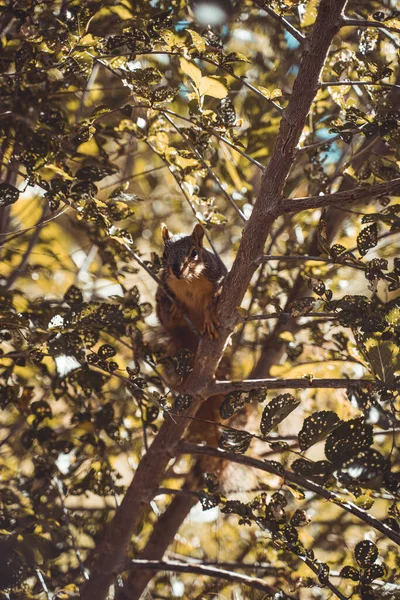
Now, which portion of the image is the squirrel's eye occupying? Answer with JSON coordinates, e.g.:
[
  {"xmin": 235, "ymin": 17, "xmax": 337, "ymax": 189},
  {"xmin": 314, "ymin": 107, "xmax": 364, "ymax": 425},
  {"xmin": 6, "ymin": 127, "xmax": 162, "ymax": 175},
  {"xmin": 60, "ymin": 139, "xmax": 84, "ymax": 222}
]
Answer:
[{"xmin": 191, "ymin": 248, "xmax": 198, "ymax": 259}]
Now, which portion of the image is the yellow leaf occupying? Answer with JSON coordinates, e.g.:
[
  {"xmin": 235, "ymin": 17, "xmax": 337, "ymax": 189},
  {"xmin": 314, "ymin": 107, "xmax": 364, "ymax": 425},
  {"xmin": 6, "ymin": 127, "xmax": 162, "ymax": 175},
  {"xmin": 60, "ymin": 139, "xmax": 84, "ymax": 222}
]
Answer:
[
  {"xmin": 43, "ymin": 164, "xmax": 75, "ymax": 180},
  {"xmin": 187, "ymin": 29, "xmax": 206, "ymax": 53},
  {"xmin": 257, "ymin": 86, "xmax": 270, "ymax": 99},
  {"xmin": 198, "ymin": 76, "xmax": 228, "ymax": 99},
  {"xmin": 180, "ymin": 57, "xmax": 202, "ymax": 89},
  {"xmin": 271, "ymin": 88, "xmax": 282, "ymax": 99}
]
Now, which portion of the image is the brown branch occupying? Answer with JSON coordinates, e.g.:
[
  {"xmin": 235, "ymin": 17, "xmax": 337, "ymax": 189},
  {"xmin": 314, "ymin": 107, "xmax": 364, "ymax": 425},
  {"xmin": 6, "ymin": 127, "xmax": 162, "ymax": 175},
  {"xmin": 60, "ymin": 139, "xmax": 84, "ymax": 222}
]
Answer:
[
  {"xmin": 259, "ymin": 254, "xmax": 365, "ymax": 270},
  {"xmin": 207, "ymin": 377, "xmax": 385, "ymax": 396},
  {"xmin": 279, "ymin": 178, "xmax": 400, "ymax": 214},
  {"xmin": 125, "ymin": 559, "xmax": 284, "ymax": 596},
  {"xmin": 246, "ymin": 312, "xmax": 338, "ymax": 321},
  {"xmin": 341, "ymin": 17, "xmax": 400, "ymax": 35},
  {"xmin": 180, "ymin": 443, "xmax": 400, "ymax": 547},
  {"xmin": 321, "ymin": 80, "xmax": 400, "ymax": 89},
  {"xmin": 81, "ymin": 2, "xmax": 349, "ymax": 598},
  {"xmin": 297, "ymin": 133, "xmax": 342, "ymax": 154},
  {"xmin": 116, "ymin": 478, "xmax": 199, "ymax": 600}
]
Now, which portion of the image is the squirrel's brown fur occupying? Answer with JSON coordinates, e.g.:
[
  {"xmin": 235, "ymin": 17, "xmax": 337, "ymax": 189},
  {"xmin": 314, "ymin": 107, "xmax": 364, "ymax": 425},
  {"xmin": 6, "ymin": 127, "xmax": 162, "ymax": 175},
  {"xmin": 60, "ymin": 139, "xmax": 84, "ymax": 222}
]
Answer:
[{"xmin": 156, "ymin": 223, "xmax": 227, "ymax": 475}]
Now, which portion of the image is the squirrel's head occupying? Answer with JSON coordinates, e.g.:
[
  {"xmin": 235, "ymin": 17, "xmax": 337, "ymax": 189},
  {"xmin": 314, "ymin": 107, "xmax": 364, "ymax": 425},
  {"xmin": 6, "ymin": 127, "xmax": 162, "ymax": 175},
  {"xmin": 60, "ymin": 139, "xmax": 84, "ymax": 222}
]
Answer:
[{"xmin": 161, "ymin": 223, "xmax": 206, "ymax": 281}]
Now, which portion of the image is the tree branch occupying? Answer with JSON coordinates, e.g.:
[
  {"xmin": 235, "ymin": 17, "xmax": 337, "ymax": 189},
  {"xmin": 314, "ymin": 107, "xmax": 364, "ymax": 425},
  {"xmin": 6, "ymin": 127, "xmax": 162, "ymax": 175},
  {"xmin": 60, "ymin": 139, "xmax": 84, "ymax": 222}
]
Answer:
[
  {"xmin": 279, "ymin": 178, "xmax": 400, "ymax": 214},
  {"xmin": 125, "ymin": 559, "xmax": 285, "ymax": 596},
  {"xmin": 180, "ymin": 443, "xmax": 400, "ymax": 547},
  {"xmin": 341, "ymin": 17, "xmax": 400, "ymax": 35},
  {"xmin": 297, "ymin": 133, "xmax": 342, "ymax": 154},
  {"xmin": 259, "ymin": 254, "xmax": 365, "ymax": 270},
  {"xmin": 321, "ymin": 80, "xmax": 400, "ymax": 89},
  {"xmin": 207, "ymin": 378, "xmax": 387, "ymax": 396}
]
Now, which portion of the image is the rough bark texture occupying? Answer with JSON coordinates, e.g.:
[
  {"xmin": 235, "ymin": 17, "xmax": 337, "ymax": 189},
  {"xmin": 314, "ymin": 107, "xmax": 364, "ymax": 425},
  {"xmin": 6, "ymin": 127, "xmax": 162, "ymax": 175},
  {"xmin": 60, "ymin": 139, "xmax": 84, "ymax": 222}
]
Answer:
[
  {"xmin": 116, "ymin": 477, "xmax": 199, "ymax": 600},
  {"xmin": 81, "ymin": 2, "xmax": 348, "ymax": 597}
]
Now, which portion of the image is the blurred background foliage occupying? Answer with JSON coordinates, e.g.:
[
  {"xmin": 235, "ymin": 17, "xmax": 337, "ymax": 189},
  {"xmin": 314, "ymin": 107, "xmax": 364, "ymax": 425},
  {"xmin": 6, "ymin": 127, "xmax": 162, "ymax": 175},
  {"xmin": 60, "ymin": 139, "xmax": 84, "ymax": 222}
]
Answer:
[{"xmin": 0, "ymin": 0, "xmax": 399, "ymax": 598}]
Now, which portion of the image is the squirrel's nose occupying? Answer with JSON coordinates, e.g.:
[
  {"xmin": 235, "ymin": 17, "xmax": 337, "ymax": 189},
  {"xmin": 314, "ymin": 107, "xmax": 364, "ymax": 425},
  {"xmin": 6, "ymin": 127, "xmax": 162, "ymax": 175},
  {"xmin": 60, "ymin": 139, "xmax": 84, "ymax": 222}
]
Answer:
[{"xmin": 172, "ymin": 263, "xmax": 181, "ymax": 277}]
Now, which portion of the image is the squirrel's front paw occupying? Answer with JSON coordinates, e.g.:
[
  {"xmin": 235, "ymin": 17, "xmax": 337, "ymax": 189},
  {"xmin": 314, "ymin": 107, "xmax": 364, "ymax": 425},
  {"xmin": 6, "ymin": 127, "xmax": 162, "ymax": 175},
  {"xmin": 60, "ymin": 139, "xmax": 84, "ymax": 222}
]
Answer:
[{"xmin": 204, "ymin": 309, "xmax": 220, "ymax": 339}]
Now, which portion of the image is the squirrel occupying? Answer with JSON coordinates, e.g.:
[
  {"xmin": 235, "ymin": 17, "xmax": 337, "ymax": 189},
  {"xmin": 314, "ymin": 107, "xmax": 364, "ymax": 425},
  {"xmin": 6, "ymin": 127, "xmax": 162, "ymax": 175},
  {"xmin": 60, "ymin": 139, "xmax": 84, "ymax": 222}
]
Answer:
[
  {"xmin": 156, "ymin": 224, "xmax": 259, "ymax": 491},
  {"xmin": 156, "ymin": 223, "xmax": 227, "ymax": 354},
  {"xmin": 156, "ymin": 223, "xmax": 227, "ymax": 475}
]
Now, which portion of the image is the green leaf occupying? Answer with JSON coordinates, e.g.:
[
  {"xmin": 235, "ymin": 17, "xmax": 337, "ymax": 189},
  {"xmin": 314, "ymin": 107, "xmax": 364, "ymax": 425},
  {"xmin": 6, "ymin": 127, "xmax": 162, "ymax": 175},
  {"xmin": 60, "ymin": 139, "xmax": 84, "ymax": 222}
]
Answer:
[
  {"xmin": 298, "ymin": 411, "xmax": 341, "ymax": 451},
  {"xmin": 260, "ymin": 394, "xmax": 300, "ymax": 436}
]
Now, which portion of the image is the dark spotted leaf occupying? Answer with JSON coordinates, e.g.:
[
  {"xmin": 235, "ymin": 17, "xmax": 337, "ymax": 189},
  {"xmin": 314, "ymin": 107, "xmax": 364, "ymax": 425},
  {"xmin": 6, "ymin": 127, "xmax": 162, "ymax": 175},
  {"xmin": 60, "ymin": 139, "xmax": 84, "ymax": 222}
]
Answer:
[
  {"xmin": 298, "ymin": 411, "xmax": 341, "ymax": 451},
  {"xmin": 325, "ymin": 418, "xmax": 373, "ymax": 465},
  {"xmin": 263, "ymin": 460, "xmax": 284, "ymax": 476},
  {"xmin": 98, "ymin": 344, "xmax": 116, "ymax": 359},
  {"xmin": 76, "ymin": 165, "xmax": 118, "ymax": 181},
  {"xmin": 219, "ymin": 391, "xmax": 248, "ymax": 419},
  {"xmin": 218, "ymin": 429, "xmax": 252, "ymax": 454},
  {"xmin": 317, "ymin": 210, "xmax": 330, "ymax": 254},
  {"xmin": 357, "ymin": 223, "xmax": 378, "ymax": 257},
  {"xmin": 204, "ymin": 472, "xmax": 219, "ymax": 494},
  {"xmin": 64, "ymin": 285, "xmax": 83, "ymax": 306},
  {"xmin": 289, "ymin": 297, "xmax": 316, "ymax": 317},
  {"xmin": 308, "ymin": 277, "xmax": 325, "ymax": 296},
  {"xmin": 174, "ymin": 394, "xmax": 192, "ymax": 413},
  {"xmin": 30, "ymin": 400, "xmax": 52, "ymax": 421},
  {"xmin": 340, "ymin": 449, "xmax": 387, "ymax": 483},
  {"xmin": 291, "ymin": 458, "xmax": 332, "ymax": 478},
  {"xmin": 199, "ymin": 492, "xmax": 220, "ymax": 511},
  {"xmin": 362, "ymin": 563, "xmax": 385, "ymax": 584},
  {"xmin": 151, "ymin": 86, "xmax": 179, "ymax": 104},
  {"xmin": 168, "ymin": 349, "xmax": 193, "ymax": 379},
  {"xmin": 339, "ymin": 566, "xmax": 360, "ymax": 581},
  {"xmin": 0, "ymin": 183, "xmax": 19, "ymax": 207},
  {"xmin": 280, "ymin": 525, "xmax": 299, "ymax": 545},
  {"xmin": 355, "ymin": 540, "xmax": 378, "ymax": 568},
  {"xmin": 217, "ymin": 98, "xmax": 236, "ymax": 126},
  {"xmin": 317, "ymin": 561, "xmax": 330, "ymax": 584},
  {"xmin": 360, "ymin": 584, "xmax": 376, "ymax": 600},
  {"xmin": 291, "ymin": 509, "xmax": 311, "ymax": 527},
  {"xmin": 260, "ymin": 394, "xmax": 300, "ymax": 436}
]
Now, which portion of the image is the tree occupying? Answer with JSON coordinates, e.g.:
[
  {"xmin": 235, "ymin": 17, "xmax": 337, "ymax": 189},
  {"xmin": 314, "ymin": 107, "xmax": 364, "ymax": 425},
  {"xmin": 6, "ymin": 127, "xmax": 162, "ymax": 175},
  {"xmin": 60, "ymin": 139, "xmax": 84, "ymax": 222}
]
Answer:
[{"xmin": 0, "ymin": 0, "xmax": 399, "ymax": 598}]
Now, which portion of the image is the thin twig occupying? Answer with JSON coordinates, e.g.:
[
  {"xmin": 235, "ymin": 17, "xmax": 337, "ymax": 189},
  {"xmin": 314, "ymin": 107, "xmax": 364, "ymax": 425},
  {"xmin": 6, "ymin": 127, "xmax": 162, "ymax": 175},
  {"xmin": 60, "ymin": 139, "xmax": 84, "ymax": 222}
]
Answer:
[
  {"xmin": 321, "ymin": 80, "xmax": 400, "ymax": 89},
  {"xmin": 341, "ymin": 17, "xmax": 400, "ymax": 35},
  {"xmin": 279, "ymin": 178, "xmax": 400, "ymax": 213},
  {"xmin": 126, "ymin": 559, "xmax": 287, "ymax": 596},
  {"xmin": 207, "ymin": 377, "xmax": 387, "ymax": 396},
  {"xmin": 259, "ymin": 253, "xmax": 365, "ymax": 270}
]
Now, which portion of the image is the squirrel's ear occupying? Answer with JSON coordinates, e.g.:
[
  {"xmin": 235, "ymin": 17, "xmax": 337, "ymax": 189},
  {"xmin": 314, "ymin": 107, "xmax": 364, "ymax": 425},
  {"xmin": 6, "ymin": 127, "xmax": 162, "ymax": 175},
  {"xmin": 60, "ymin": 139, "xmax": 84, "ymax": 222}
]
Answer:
[
  {"xmin": 161, "ymin": 224, "xmax": 170, "ymax": 243},
  {"xmin": 192, "ymin": 223, "xmax": 204, "ymax": 247}
]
